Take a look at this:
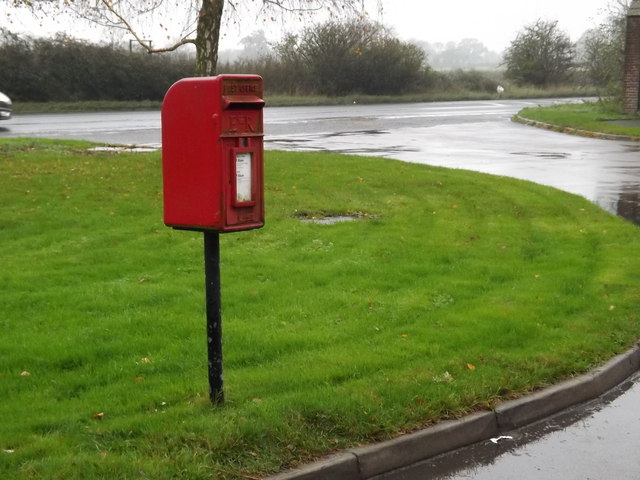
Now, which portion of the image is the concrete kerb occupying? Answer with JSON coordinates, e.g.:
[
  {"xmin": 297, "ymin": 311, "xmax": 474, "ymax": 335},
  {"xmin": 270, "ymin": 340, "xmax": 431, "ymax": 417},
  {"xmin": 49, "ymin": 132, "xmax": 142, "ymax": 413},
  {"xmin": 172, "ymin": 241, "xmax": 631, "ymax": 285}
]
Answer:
[
  {"xmin": 513, "ymin": 115, "xmax": 640, "ymax": 142},
  {"xmin": 264, "ymin": 343, "xmax": 640, "ymax": 480},
  {"xmin": 495, "ymin": 344, "xmax": 640, "ymax": 430}
]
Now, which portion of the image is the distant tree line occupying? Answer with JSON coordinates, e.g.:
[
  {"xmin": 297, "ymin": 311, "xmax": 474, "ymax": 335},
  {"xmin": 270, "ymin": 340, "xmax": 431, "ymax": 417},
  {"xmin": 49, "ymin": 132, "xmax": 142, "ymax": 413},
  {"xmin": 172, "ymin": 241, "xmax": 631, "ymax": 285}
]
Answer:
[
  {"xmin": 0, "ymin": 29, "xmax": 193, "ymax": 102},
  {"xmin": 223, "ymin": 19, "xmax": 506, "ymax": 97},
  {"xmin": 217, "ymin": 20, "xmax": 433, "ymax": 96},
  {"xmin": 1, "ymin": 9, "xmax": 625, "ymax": 104},
  {"xmin": 1, "ymin": 20, "xmax": 504, "ymax": 102}
]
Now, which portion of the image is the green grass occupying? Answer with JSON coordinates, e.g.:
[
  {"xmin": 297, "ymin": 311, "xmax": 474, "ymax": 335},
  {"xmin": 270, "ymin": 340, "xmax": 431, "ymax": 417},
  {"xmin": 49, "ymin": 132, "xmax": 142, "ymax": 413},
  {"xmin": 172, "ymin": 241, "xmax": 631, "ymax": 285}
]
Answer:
[
  {"xmin": 517, "ymin": 100, "xmax": 640, "ymax": 139},
  {"xmin": 2, "ymin": 138, "xmax": 640, "ymax": 479}
]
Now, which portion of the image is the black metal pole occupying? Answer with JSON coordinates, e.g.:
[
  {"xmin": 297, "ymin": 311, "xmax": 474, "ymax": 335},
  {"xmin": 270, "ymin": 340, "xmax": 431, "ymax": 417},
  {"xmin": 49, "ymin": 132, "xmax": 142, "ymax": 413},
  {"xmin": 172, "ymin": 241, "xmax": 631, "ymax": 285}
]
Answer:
[{"xmin": 204, "ymin": 231, "xmax": 224, "ymax": 404}]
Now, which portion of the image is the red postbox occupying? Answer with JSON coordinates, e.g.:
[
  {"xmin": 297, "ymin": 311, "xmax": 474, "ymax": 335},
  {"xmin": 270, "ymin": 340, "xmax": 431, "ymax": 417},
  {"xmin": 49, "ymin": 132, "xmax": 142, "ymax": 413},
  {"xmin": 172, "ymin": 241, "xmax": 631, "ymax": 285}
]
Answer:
[{"xmin": 161, "ymin": 74, "xmax": 265, "ymax": 232}]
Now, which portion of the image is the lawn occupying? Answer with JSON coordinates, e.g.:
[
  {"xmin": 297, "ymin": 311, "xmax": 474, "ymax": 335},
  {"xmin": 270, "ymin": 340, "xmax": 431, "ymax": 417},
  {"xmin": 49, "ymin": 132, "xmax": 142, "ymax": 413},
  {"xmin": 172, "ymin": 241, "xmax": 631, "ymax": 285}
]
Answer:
[
  {"xmin": 517, "ymin": 100, "xmax": 640, "ymax": 139},
  {"xmin": 1, "ymin": 138, "xmax": 640, "ymax": 479}
]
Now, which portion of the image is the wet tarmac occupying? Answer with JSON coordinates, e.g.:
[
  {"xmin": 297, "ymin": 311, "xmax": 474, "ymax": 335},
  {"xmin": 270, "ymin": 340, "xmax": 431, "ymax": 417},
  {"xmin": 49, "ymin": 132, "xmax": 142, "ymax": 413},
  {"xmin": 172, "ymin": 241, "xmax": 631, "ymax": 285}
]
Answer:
[{"xmin": 377, "ymin": 372, "xmax": 640, "ymax": 480}]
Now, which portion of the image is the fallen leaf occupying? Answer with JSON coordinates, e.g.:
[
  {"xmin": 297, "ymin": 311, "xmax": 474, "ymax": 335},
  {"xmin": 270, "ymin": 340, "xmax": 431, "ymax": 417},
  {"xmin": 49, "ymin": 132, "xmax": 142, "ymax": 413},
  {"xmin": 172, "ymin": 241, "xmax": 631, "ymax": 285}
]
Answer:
[
  {"xmin": 133, "ymin": 377, "xmax": 144, "ymax": 383},
  {"xmin": 91, "ymin": 412, "xmax": 104, "ymax": 419},
  {"xmin": 20, "ymin": 371, "xmax": 30, "ymax": 376},
  {"xmin": 252, "ymin": 398, "xmax": 262, "ymax": 404},
  {"xmin": 400, "ymin": 333, "xmax": 409, "ymax": 338},
  {"xmin": 466, "ymin": 363, "xmax": 476, "ymax": 370},
  {"xmin": 99, "ymin": 451, "xmax": 109, "ymax": 457}
]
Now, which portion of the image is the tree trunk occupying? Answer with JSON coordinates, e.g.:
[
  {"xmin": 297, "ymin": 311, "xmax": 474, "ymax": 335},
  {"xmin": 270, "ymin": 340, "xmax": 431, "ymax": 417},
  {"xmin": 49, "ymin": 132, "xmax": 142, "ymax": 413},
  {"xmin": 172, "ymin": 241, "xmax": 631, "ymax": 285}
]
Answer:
[{"xmin": 195, "ymin": 0, "xmax": 224, "ymax": 76}]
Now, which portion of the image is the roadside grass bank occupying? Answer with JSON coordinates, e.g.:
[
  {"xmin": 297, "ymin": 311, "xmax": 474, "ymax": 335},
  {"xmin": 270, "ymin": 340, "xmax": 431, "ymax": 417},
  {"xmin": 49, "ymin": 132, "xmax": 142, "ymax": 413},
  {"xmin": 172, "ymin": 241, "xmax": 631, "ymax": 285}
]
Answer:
[
  {"xmin": 516, "ymin": 100, "xmax": 640, "ymax": 139},
  {"xmin": 11, "ymin": 85, "xmax": 596, "ymax": 114},
  {"xmin": 1, "ymin": 139, "xmax": 640, "ymax": 479}
]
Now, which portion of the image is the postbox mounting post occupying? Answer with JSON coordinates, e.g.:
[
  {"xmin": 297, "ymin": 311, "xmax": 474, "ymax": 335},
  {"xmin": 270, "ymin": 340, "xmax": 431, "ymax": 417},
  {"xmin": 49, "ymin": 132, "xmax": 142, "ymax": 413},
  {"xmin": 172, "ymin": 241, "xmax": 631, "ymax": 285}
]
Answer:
[
  {"xmin": 204, "ymin": 231, "xmax": 224, "ymax": 404},
  {"xmin": 161, "ymin": 74, "xmax": 264, "ymax": 405}
]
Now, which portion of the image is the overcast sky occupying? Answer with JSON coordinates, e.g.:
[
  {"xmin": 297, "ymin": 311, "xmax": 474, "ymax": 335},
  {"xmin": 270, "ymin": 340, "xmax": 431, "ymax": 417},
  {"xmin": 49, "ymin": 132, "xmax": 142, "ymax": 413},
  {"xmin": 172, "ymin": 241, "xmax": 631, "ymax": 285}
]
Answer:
[
  {"xmin": 363, "ymin": 0, "xmax": 611, "ymax": 52},
  {"xmin": 221, "ymin": 0, "xmax": 613, "ymax": 53},
  {"xmin": 2, "ymin": 0, "xmax": 616, "ymax": 54}
]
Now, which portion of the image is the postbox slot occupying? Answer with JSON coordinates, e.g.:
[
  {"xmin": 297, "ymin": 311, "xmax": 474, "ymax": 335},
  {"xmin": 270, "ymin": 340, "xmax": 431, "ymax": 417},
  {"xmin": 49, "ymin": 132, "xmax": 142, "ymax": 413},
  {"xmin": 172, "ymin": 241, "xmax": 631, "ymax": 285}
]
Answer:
[{"xmin": 223, "ymin": 96, "xmax": 265, "ymax": 110}]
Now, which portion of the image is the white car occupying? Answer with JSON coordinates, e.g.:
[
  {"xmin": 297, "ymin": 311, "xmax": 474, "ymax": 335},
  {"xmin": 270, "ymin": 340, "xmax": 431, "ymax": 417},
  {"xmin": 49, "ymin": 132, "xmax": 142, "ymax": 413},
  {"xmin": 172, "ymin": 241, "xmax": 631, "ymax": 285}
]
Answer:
[{"xmin": 0, "ymin": 91, "xmax": 12, "ymax": 120}]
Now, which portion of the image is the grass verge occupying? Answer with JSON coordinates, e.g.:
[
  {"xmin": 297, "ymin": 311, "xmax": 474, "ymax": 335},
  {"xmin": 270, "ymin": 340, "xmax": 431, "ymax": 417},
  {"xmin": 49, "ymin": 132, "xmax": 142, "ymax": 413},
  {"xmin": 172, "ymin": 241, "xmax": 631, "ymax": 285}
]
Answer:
[
  {"xmin": 517, "ymin": 100, "xmax": 640, "ymax": 139},
  {"xmin": 1, "ymin": 138, "xmax": 640, "ymax": 479}
]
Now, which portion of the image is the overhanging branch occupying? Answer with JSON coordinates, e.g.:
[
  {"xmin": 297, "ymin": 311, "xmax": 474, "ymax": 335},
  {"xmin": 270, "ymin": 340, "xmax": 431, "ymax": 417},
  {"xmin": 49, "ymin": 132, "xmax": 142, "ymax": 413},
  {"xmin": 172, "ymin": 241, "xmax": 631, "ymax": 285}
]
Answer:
[{"xmin": 96, "ymin": 0, "xmax": 195, "ymax": 53}]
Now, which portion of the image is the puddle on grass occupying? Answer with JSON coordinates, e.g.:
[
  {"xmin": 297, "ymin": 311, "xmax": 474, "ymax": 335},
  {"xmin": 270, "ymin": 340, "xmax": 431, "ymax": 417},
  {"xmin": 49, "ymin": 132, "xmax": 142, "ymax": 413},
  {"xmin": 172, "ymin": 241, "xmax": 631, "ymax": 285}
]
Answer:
[
  {"xmin": 296, "ymin": 212, "xmax": 373, "ymax": 225},
  {"xmin": 301, "ymin": 215, "xmax": 361, "ymax": 225},
  {"xmin": 88, "ymin": 145, "xmax": 159, "ymax": 153}
]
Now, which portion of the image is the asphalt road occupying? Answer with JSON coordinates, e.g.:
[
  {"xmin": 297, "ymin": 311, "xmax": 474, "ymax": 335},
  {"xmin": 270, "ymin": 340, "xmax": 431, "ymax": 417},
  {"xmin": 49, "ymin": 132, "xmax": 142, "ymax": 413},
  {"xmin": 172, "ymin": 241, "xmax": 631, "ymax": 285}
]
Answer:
[
  {"xmin": 0, "ymin": 110, "xmax": 162, "ymax": 146},
  {"xmin": 0, "ymin": 99, "xmax": 533, "ymax": 145}
]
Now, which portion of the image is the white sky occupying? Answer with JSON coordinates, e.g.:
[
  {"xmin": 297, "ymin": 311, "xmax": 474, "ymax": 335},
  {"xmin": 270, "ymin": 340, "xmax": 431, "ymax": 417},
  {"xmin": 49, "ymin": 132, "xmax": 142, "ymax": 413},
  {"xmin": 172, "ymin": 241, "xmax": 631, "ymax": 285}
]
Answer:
[
  {"xmin": 217, "ymin": 0, "xmax": 614, "ymax": 53},
  {"xmin": 1, "ymin": 0, "xmax": 615, "ymax": 54},
  {"xmin": 370, "ymin": 0, "xmax": 611, "ymax": 52}
]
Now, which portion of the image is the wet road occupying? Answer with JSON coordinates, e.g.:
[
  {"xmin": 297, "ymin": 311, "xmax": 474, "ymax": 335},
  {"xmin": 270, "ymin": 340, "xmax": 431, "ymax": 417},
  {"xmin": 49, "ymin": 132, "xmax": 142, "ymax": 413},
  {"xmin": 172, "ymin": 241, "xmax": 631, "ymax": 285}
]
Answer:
[{"xmin": 0, "ymin": 110, "xmax": 162, "ymax": 146}]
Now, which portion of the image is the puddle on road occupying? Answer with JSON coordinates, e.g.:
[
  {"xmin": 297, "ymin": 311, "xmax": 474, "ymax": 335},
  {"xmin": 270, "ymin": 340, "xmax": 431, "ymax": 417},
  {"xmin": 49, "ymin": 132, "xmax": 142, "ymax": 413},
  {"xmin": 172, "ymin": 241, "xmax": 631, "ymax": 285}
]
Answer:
[
  {"xmin": 624, "ymin": 144, "xmax": 640, "ymax": 153},
  {"xmin": 321, "ymin": 129, "xmax": 390, "ymax": 137},
  {"xmin": 266, "ymin": 137, "xmax": 313, "ymax": 144},
  {"xmin": 511, "ymin": 151, "xmax": 570, "ymax": 160},
  {"xmin": 266, "ymin": 132, "xmax": 420, "ymax": 157}
]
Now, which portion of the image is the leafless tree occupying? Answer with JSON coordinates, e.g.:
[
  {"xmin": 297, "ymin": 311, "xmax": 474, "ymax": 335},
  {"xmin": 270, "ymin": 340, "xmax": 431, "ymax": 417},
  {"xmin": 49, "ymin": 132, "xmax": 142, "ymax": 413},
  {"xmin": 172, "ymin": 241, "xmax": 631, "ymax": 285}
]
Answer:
[{"xmin": 11, "ymin": 0, "xmax": 375, "ymax": 76}]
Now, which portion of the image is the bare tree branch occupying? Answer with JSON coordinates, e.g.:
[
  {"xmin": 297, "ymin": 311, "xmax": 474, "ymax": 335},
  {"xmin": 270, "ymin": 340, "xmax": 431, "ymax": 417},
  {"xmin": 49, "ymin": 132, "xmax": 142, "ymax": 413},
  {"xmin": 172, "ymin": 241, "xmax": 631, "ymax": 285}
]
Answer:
[
  {"xmin": 93, "ymin": 0, "xmax": 195, "ymax": 52},
  {"xmin": 8, "ymin": 0, "xmax": 373, "ymax": 74}
]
